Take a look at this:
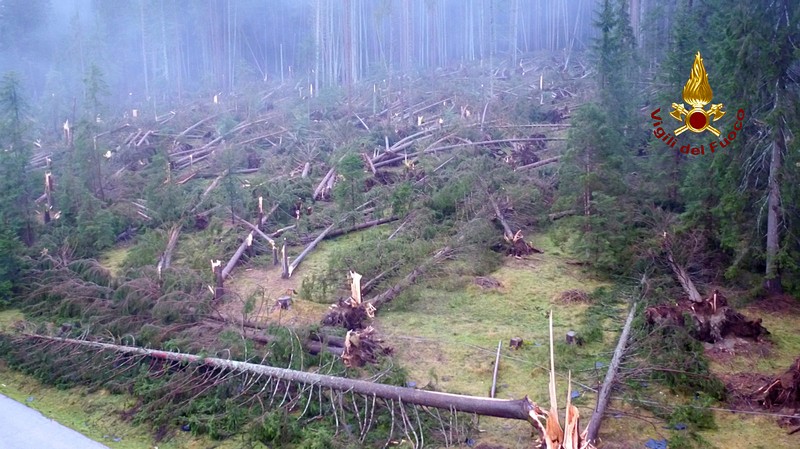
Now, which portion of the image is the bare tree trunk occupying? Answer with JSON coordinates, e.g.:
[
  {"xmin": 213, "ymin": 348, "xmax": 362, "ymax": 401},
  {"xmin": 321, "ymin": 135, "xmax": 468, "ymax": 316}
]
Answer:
[
  {"xmin": 765, "ymin": 101, "xmax": 785, "ymax": 294},
  {"xmin": 287, "ymin": 223, "xmax": 336, "ymax": 277},
  {"xmin": 515, "ymin": 156, "xmax": 560, "ymax": 171},
  {"xmin": 488, "ymin": 194, "xmax": 514, "ymax": 241},
  {"xmin": 158, "ymin": 224, "xmax": 182, "ymax": 271},
  {"xmin": 369, "ymin": 246, "xmax": 451, "ymax": 309},
  {"xmin": 221, "ymin": 233, "xmax": 252, "ymax": 279},
  {"xmin": 586, "ymin": 303, "xmax": 637, "ymax": 444},
  {"xmin": 663, "ymin": 236, "xmax": 703, "ymax": 303},
  {"xmin": 19, "ymin": 334, "xmax": 541, "ymax": 422}
]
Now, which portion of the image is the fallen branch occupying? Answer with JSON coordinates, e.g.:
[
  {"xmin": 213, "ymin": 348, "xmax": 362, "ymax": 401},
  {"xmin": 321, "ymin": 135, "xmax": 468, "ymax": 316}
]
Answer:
[{"xmin": 490, "ymin": 340, "xmax": 502, "ymax": 398}]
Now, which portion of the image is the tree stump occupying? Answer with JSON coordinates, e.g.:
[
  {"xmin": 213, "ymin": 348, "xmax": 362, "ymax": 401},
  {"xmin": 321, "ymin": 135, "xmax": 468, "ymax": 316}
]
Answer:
[
  {"xmin": 510, "ymin": 337, "xmax": 524, "ymax": 350},
  {"xmin": 566, "ymin": 331, "xmax": 577, "ymax": 345}
]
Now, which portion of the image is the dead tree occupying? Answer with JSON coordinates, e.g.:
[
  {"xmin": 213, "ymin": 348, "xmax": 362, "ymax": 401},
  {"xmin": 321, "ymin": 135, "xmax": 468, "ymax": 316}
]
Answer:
[
  {"xmin": 585, "ymin": 303, "xmax": 637, "ymax": 444},
  {"xmin": 286, "ymin": 223, "xmax": 336, "ymax": 278},
  {"xmin": 157, "ymin": 224, "xmax": 182, "ymax": 274},
  {"xmin": 20, "ymin": 334, "xmax": 543, "ymax": 422},
  {"xmin": 662, "ymin": 232, "xmax": 703, "ymax": 302}
]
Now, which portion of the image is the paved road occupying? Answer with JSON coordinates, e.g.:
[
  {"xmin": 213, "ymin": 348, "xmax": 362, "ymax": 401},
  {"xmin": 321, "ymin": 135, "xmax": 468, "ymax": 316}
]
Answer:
[{"xmin": 0, "ymin": 393, "xmax": 109, "ymax": 449}]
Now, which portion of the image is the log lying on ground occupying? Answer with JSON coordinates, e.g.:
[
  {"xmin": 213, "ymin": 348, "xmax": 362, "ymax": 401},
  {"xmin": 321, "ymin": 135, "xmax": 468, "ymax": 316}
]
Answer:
[
  {"xmin": 158, "ymin": 224, "xmax": 182, "ymax": 271},
  {"xmin": 369, "ymin": 246, "xmax": 452, "ymax": 310},
  {"xmin": 585, "ymin": 302, "xmax": 637, "ymax": 444},
  {"xmin": 286, "ymin": 223, "xmax": 336, "ymax": 278},
  {"xmin": 313, "ymin": 167, "xmax": 336, "ymax": 200},
  {"xmin": 515, "ymin": 156, "xmax": 560, "ymax": 171},
  {"xmin": 221, "ymin": 233, "xmax": 253, "ymax": 279},
  {"xmin": 645, "ymin": 290, "xmax": 769, "ymax": 343},
  {"xmin": 302, "ymin": 216, "xmax": 400, "ymax": 243},
  {"xmin": 19, "ymin": 334, "xmax": 541, "ymax": 422}
]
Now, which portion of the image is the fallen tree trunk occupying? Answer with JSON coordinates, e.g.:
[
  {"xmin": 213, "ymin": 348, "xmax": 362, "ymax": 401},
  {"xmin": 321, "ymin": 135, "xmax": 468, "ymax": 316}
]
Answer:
[
  {"xmin": 549, "ymin": 210, "xmax": 576, "ymax": 221},
  {"xmin": 488, "ymin": 194, "xmax": 514, "ymax": 241},
  {"xmin": 158, "ymin": 224, "xmax": 182, "ymax": 271},
  {"xmin": 237, "ymin": 217, "xmax": 276, "ymax": 247},
  {"xmin": 286, "ymin": 223, "xmax": 336, "ymax": 277},
  {"xmin": 662, "ymin": 235, "xmax": 703, "ymax": 303},
  {"xmin": 585, "ymin": 302, "xmax": 637, "ymax": 444},
  {"xmin": 221, "ymin": 232, "xmax": 253, "ymax": 279},
  {"xmin": 515, "ymin": 156, "xmax": 561, "ymax": 171},
  {"xmin": 369, "ymin": 246, "xmax": 452, "ymax": 309},
  {"xmin": 311, "ymin": 216, "xmax": 399, "ymax": 242},
  {"xmin": 20, "ymin": 334, "xmax": 540, "ymax": 422},
  {"xmin": 313, "ymin": 167, "xmax": 336, "ymax": 200}
]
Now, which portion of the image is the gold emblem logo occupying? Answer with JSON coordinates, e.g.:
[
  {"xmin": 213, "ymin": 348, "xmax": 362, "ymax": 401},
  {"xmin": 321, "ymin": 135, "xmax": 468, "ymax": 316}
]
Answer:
[{"xmin": 670, "ymin": 52, "xmax": 725, "ymax": 137}]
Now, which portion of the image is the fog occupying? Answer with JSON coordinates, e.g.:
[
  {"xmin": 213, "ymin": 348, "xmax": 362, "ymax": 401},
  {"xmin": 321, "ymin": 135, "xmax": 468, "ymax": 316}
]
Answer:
[{"xmin": 0, "ymin": 0, "xmax": 615, "ymax": 109}]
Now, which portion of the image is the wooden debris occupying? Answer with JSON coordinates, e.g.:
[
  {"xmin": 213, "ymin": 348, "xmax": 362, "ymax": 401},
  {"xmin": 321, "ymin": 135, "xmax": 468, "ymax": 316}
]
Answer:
[
  {"xmin": 756, "ymin": 357, "xmax": 800, "ymax": 410},
  {"xmin": 645, "ymin": 290, "xmax": 769, "ymax": 343},
  {"xmin": 490, "ymin": 340, "xmax": 502, "ymax": 398},
  {"xmin": 510, "ymin": 337, "xmax": 524, "ymax": 350},
  {"xmin": 475, "ymin": 276, "xmax": 503, "ymax": 289},
  {"xmin": 557, "ymin": 289, "xmax": 591, "ymax": 303}
]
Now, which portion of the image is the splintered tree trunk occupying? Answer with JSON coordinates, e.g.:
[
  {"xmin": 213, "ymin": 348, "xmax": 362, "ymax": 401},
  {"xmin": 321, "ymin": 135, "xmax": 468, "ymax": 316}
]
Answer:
[
  {"xmin": 159, "ymin": 224, "xmax": 182, "ymax": 271},
  {"xmin": 19, "ymin": 334, "xmax": 541, "ymax": 422},
  {"xmin": 663, "ymin": 236, "xmax": 702, "ymax": 303},
  {"xmin": 488, "ymin": 193, "xmax": 514, "ymax": 241}
]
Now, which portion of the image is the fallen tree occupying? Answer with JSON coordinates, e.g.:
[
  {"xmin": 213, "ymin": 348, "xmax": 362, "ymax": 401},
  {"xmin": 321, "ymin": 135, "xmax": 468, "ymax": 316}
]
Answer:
[
  {"xmin": 756, "ymin": 356, "xmax": 800, "ymax": 410},
  {"xmin": 17, "ymin": 333, "xmax": 541, "ymax": 422}
]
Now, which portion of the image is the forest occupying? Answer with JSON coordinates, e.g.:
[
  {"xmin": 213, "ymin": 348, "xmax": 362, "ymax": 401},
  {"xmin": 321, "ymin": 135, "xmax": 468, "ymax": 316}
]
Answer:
[{"xmin": 0, "ymin": 0, "xmax": 798, "ymax": 448}]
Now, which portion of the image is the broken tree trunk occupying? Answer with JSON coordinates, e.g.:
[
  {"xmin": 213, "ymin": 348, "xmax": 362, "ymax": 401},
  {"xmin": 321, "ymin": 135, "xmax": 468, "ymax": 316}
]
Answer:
[
  {"xmin": 515, "ymin": 156, "xmax": 561, "ymax": 171},
  {"xmin": 158, "ymin": 224, "xmax": 182, "ymax": 272},
  {"xmin": 21, "ymin": 334, "xmax": 541, "ymax": 422},
  {"xmin": 369, "ymin": 246, "xmax": 452, "ymax": 310},
  {"xmin": 237, "ymin": 217, "xmax": 276, "ymax": 247},
  {"xmin": 585, "ymin": 302, "xmax": 637, "ymax": 444},
  {"xmin": 662, "ymin": 234, "xmax": 702, "ymax": 303},
  {"xmin": 287, "ymin": 223, "xmax": 336, "ymax": 277},
  {"xmin": 221, "ymin": 232, "xmax": 253, "ymax": 280},
  {"xmin": 488, "ymin": 194, "xmax": 514, "ymax": 241},
  {"xmin": 314, "ymin": 216, "xmax": 399, "ymax": 242},
  {"xmin": 313, "ymin": 167, "xmax": 336, "ymax": 200},
  {"xmin": 301, "ymin": 161, "xmax": 311, "ymax": 178}
]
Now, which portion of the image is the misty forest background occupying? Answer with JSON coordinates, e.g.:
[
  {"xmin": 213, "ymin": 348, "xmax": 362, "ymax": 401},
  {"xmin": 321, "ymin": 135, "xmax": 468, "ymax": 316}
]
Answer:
[
  {"xmin": 2, "ymin": 0, "xmax": 798, "ymax": 302},
  {"xmin": 0, "ymin": 0, "xmax": 799, "ymax": 447}
]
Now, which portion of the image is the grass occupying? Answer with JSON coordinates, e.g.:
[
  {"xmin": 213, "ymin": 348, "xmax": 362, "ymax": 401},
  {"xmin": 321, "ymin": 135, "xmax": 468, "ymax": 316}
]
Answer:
[
  {"xmin": 98, "ymin": 246, "xmax": 131, "ymax": 276},
  {"xmin": 376, "ymin": 234, "xmax": 618, "ymax": 445},
  {"xmin": 0, "ymin": 357, "xmax": 256, "ymax": 449}
]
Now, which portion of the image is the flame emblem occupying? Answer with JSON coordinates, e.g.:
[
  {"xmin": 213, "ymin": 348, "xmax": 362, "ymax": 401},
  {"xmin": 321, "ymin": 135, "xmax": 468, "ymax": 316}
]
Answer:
[{"xmin": 670, "ymin": 52, "xmax": 725, "ymax": 136}]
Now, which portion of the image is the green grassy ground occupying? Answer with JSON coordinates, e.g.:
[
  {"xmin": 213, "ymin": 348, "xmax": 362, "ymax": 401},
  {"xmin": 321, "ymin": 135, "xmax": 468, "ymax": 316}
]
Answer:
[{"xmin": 4, "ymin": 228, "xmax": 799, "ymax": 448}]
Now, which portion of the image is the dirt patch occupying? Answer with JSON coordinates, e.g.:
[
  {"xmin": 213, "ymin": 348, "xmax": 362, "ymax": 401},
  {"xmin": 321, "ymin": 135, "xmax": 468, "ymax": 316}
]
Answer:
[
  {"xmin": 717, "ymin": 371, "xmax": 774, "ymax": 409},
  {"xmin": 746, "ymin": 293, "xmax": 800, "ymax": 315},
  {"xmin": 704, "ymin": 336, "xmax": 773, "ymax": 365},
  {"xmin": 218, "ymin": 266, "xmax": 329, "ymax": 328}
]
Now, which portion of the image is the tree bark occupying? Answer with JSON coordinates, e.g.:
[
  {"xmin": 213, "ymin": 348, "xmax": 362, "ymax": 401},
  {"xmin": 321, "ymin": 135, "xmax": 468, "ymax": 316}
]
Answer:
[
  {"xmin": 765, "ymin": 92, "xmax": 785, "ymax": 294},
  {"xmin": 369, "ymin": 246, "xmax": 451, "ymax": 309},
  {"xmin": 287, "ymin": 223, "xmax": 336, "ymax": 277},
  {"xmin": 585, "ymin": 303, "xmax": 637, "ymax": 444},
  {"xmin": 663, "ymin": 235, "xmax": 702, "ymax": 303},
  {"xmin": 221, "ymin": 232, "xmax": 252, "ymax": 279},
  {"xmin": 515, "ymin": 156, "xmax": 560, "ymax": 171},
  {"xmin": 21, "ymin": 334, "xmax": 540, "ymax": 422},
  {"xmin": 488, "ymin": 194, "xmax": 514, "ymax": 241}
]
